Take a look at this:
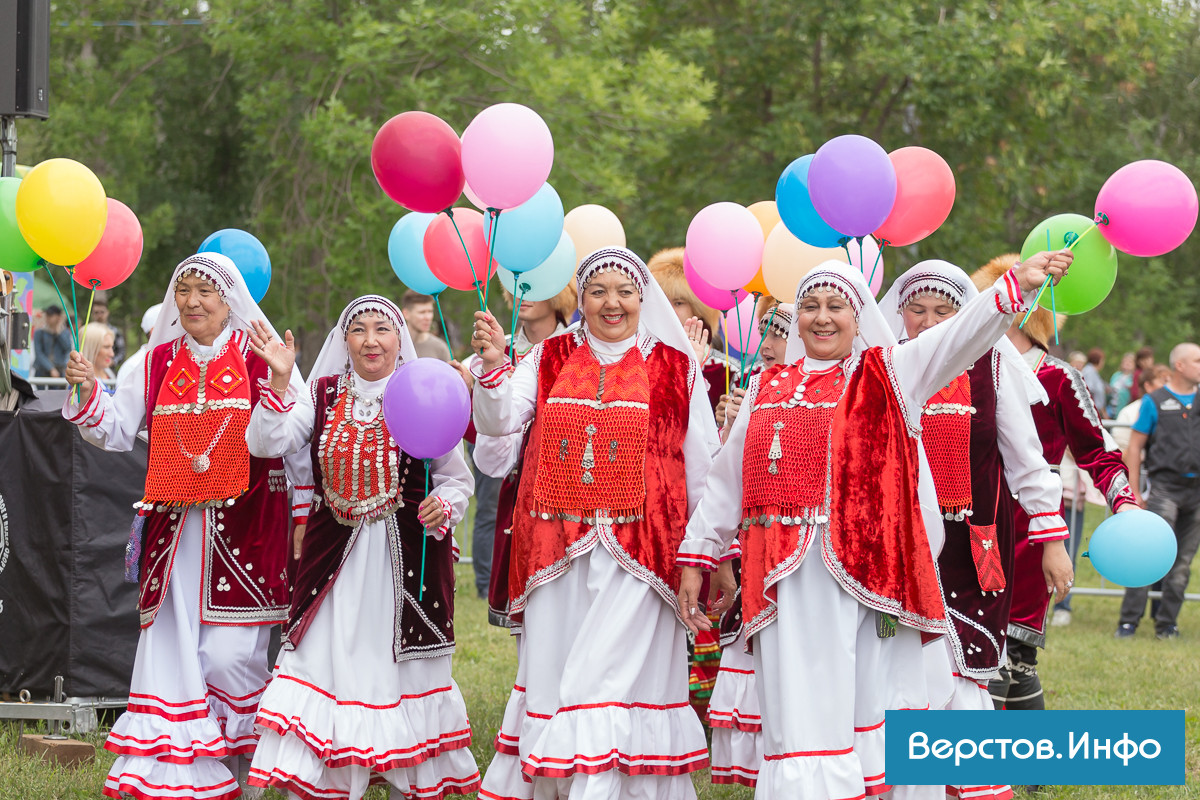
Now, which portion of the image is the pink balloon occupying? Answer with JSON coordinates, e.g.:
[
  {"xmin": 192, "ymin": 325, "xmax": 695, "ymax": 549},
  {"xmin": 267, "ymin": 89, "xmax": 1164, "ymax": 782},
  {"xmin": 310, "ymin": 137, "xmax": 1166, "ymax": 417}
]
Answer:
[
  {"xmin": 844, "ymin": 235, "xmax": 885, "ymax": 296},
  {"xmin": 684, "ymin": 252, "xmax": 748, "ymax": 311},
  {"xmin": 461, "ymin": 182, "xmax": 487, "ymax": 211},
  {"xmin": 1095, "ymin": 160, "xmax": 1198, "ymax": 257},
  {"xmin": 461, "ymin": 103, "xmax": 554, "ymax": 210},
  {"xmin": 685, "ymin": 202, "xmax": 764, "ymax": 291},
  {"xmin": 722, "ymin": 293, "xmax": 763, "ymax": 358}
]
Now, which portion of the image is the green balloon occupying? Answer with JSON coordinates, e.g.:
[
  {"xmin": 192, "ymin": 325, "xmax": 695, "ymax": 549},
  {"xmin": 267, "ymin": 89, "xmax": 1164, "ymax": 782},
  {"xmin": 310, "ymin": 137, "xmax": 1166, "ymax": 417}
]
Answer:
[
  {"xmin": 1019, "ymin": 212, "xmax": 1117, "ymax": 315},
  {"xmin": 0, "ymin": 177, "xmax": 41, "ymax": 272}
]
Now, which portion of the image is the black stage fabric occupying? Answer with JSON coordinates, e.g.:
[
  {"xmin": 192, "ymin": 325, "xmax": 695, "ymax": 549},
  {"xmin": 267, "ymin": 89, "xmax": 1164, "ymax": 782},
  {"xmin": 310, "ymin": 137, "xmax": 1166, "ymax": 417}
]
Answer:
[{"xmin": 0, "ymin": 404, "xmax": 144, "ymax": 698}]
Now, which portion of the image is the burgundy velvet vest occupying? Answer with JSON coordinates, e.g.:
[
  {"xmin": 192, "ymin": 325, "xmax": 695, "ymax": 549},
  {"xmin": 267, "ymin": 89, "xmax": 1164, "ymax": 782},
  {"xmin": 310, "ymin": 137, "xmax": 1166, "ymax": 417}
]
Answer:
[{"xmin": 284, "ymin": 375, "xmax": 455, "ymax": 662}]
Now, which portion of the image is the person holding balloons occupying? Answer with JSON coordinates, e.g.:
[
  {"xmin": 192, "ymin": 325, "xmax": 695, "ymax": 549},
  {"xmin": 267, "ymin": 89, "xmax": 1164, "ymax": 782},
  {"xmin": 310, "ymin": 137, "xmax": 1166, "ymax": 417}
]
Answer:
[
  {"xmin": 470, "ymin": 247, "xmax": 722, "ymax": 800},
  {"xmin": 880, "ymin": 261, "xmax": 1072, "ymax": 800},
  {"xmin": 677, "ymin": 253, "xmax": 1071, "ymax": 800},
  {"xmin": 972, "ymin": 255, "xmax": 1139, "ymax": 712},
  {"xmin": 61, "ymin": 253, "xmax": 306, "ymax": 800},
  {"xmin": 243, "ymin": 294, "xmax": 481, "ymax": 800}
]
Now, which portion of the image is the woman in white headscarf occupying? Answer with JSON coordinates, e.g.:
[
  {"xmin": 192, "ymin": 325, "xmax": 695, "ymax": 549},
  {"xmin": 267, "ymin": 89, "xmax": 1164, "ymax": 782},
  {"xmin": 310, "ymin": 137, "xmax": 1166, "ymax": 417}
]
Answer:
[
  {"xmin": 63, "ymin": 252, "xmax": 309, "ymax": 800},
  {"xmin": 879, "ymin": 261, "xmax": 1069, "ymax": 800},
  {"xmin": 242, "ymin": 294, "xmax": 479, "ymax": 800},
  {"xmin": 470, "ymin": 247, "xmax": 721, "ymax": 800},
  {"xmin": 677, "ymin": 252, "xmax": 1072, "ymax": 800}
]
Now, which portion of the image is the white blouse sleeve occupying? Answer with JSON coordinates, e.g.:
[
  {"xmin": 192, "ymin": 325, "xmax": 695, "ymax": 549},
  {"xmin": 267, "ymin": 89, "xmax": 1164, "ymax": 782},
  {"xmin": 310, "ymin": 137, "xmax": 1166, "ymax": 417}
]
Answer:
[
  {"xmin": 472, "ymin": 345, "xmax": 540, "ymax": 437},
  {"xmin": 473, "ymin": 431, "xmax": 523, "ymax": 478},
  {"xmin": 246, "ymin": 382, "xmax": 316, "ymax": 459},
  {"xmin": 430, "ymin": 442, "xmax": 475, "ymax": 532},
  {"xmin": 994, "ymin": 358, "xmax": 1068, "ymax": 541},
  {"xmin": 62, "ymin": 364, "xmax": 148, "ymax": 453},
  {"xmin": 890, "ymin": 270, "xmax": 1031, "ymax": 425},
  {"xmin": 678, "ymin": 375, "xmax": 757, "ymax": 571},
  {"xmin": 684, "ymin": 360, "xmax": 720, "ymax": 518}
]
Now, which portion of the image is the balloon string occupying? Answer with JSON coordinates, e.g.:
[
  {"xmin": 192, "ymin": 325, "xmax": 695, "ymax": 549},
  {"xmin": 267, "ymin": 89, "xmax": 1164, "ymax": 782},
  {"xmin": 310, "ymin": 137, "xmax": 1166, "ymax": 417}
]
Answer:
[
  {"xmin": 419, "ymin": 459, "xmax": 430, "ymax": 601},
  {"xmin": 1051, "ymin": 279, "xmax": 1059, "ymax": 345},
  {"xmin": 742, "ymin": 300, "xmax": 776, "ymax": 389},
  {"xmin": 1019, "ymin": 277, "xmax": 1051, "ymax": 329},
  {"xmin": 433, "ymin": 292, "xmax": 451, "ymax": 345},
  {"xmin": 40, "ymin": 261, "xmax": 78, "ymax": 347},
  {"xmin": 69, "ymin": 267, "xmax": 80, "ymax": 348},
  {"xmin": 509, "ymin": 283, "xmax": 524, "ymax": 367},
  {"xmin": 857, "ymin": 237, "xmax": 864, "ymax": 280},
  {"xmin": 446, "ymin": 209, "xmax": 486, "ymax": 310},
  {"xmin": 867, "ymin": 243, "xmax": 884, "ymax": 294},
  {"xmin": 74, "ymin": 283, "xmax": 100, "ymax": 404},
  {"xmin": 840, "ymin": 238, "xmax": 851, "ymax": 262},
  {"xmin": 484, "ymin": 209, "xmax": 500, "ymax": 309},
  {"xmin": 723, "ymin": 317, "xmax": 730, "ymax": 396},
  {"xmin": 733, "ymin": 292, "xmax": 747, "ymax": 376}
]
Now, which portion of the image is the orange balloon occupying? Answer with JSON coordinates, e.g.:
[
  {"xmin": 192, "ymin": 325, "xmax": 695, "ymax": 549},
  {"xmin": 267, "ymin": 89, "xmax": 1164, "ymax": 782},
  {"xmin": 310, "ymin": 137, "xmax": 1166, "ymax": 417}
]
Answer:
[
  {"xmin": 743, "ymin": 200, "xmax": 781, "ymax": 294},
  {"xmin": 761, "ymin": 223, "xmax": 848, "ymax": 301}
]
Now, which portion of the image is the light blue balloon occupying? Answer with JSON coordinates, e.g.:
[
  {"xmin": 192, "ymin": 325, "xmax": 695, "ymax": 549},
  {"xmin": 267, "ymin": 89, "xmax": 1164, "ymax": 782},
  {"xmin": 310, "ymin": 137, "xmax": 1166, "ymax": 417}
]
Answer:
[
  {"xmin": 1085, "ymin": 509, "xmax": 1178, "ymax": 587},
  {"xmin": 497, "ymin": 230, "xmax": 576, "ymax": 302},
  {"xmin": 199, "ymin": 229, "xmax": 271, "ymax": 303},
  {"xmin": 484, "ymin": 182, "xmax": 564, "ymax": 273},
  {"xmin": 387, "ymin": 212, "xmax": 447, "ymax": 295},
  {"xmin": 775, "ymin": 155, "xmax": 845, "ymax": 248}
]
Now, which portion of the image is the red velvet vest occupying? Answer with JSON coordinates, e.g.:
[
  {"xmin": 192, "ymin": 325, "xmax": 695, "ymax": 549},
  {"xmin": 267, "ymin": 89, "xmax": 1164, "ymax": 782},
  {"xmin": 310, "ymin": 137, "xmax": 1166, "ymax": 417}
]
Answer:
[
  {"xmin": 136, "ymin": 333, "xmax": 290, "ymax": 628},
  {"xmin": 509, "ymin": 332, "xmax": 692, "ymax": 622},
  {"xmin": 739, "ymin": 347, "xmax": 947, "ymax": 640},
  {"xmin": 284, "ymin": 375, "xmax": 455, "ymax": 662}
]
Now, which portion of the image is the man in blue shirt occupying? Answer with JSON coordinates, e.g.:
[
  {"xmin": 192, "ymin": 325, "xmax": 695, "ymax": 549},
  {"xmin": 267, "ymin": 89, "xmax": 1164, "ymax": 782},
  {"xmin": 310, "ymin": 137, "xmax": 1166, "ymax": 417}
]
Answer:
[
  {"xmin": 1117, "ymin": 342, "xmax": 1200, "ymax": 639},
  {"xmin": 32, "ymin": 305, "xmax": 73, "ymax": 378}
]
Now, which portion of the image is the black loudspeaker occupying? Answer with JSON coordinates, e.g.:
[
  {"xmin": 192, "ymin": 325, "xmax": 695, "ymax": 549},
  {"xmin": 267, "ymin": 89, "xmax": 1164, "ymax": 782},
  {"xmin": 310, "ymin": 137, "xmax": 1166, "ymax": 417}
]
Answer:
[{"xmin": 0, "ymin": 0, "xmax": 50, "ymax": 119}]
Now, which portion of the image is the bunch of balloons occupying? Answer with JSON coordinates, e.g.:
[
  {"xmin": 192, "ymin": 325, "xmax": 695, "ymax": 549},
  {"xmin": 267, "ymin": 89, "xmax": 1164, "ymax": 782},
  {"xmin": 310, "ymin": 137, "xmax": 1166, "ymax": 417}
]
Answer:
[
  {"xmin": 1, "ymin": 158, "xmax": 145, "ymax": 349},
  {"xmin": 1020, "ymin": 160, "xmax": 1198, "ymax": 322}
]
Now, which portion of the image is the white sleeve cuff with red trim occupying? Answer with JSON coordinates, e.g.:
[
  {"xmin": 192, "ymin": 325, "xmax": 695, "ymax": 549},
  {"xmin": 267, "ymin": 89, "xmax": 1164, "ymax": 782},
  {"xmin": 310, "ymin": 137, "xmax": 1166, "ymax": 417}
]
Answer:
[
  {"xmin": 720, "ymin": 538, "xmax": 741, "ymax": 563},
  {"xmin": 1027, "ymin": 511, "xmax": 1069, "ymax": 542},
  {"xmin": 291, "ymin": 485, "xmax": 314, "ymax": 522},
  {"xmin": 677, "ymin": 537, "xmax": 722, "ymax": 572},
  {"xmin": 992, "ymin": 269, "xmax": 1028, "ymax": 315},
  {"xmin": 476, "ymin": 364, "xmax": 514, "ymax": 390},
  {"xmin": 257, "ymin": 378, "xmax": 295, "ymax": 413},
  {"xmin": 425, "ymin": 496, "xmax": 453, "ymax": 541},
  {"xmin": 63, "ymin": 382, "xmax": 105, "ymax": 429}
]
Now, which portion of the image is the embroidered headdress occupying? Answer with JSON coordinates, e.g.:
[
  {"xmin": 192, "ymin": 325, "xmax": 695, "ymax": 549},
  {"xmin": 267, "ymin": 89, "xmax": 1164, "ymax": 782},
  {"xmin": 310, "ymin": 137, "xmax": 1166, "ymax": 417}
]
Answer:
[
  {"xmin": 307, "ymin": 294, "xmax": 418, "ymax": 386},
  {"xmin": 758, "ymin": 303, "xmax": 794, "ymax": 338},
  {"xmin": 785, "ymin": 261, "xmax": 898, "ymax": 363}
]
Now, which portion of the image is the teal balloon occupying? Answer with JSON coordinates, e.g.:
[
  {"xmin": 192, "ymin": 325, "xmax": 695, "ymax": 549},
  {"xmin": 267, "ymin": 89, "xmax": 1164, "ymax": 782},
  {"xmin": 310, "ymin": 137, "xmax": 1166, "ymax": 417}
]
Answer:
[
  {"xmin": 484, "ymin": 182, "xmax": 564, "ymax": 273},
  {"xmin": 1085, "ymin": 509, "xmax": 1178, "ymax": 588},
  {"xmin": 1019, "ymin": 213, "xmax": 1117, "ymax": 315},
  {"xmin": 200, "ymin": 228, "xmax": 271, "ymax": 303},
  {"xmin": 776, "ymin": 155, "xmax": 844, "ymax": 248},
  {"xmin": 0, "ymin": 177, "xmax": 41, "ymax": 271},
  {"xmin": 498, "ymin": 230, "xmax": 576, "ymax": 302},
  {"xmin": 388, "ymin": 212, "xmax": 446, "ymax": 295}
]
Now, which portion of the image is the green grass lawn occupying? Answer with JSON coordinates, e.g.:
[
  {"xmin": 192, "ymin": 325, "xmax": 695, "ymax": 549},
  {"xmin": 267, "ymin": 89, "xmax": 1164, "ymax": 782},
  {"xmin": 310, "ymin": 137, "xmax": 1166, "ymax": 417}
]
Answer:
[{"xmin": 2, "ymin": 505, "xmax": 1197, "ymax": 798}]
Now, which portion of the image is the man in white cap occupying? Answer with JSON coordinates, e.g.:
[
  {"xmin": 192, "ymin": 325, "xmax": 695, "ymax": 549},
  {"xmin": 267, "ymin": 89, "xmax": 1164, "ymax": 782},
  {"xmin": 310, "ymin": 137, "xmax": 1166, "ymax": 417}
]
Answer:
[{"xmin": 116, "ymin": 303, "xmax": 163, "ymax": 386}]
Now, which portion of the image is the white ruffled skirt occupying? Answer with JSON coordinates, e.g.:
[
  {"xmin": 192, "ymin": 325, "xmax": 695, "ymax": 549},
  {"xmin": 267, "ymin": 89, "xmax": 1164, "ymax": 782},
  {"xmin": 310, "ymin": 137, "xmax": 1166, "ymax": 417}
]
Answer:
[
  {"xmin": 708, "ymin": 627, "xmax": 762, "ymax": 787},
  {"xmin": 103, "ymin": 509, "xmax": 271, "ymax": 800},
  {"xmin": 247, "ymin": 518, "xmax": 480, "ymax": 800},
  {"xmin": 479, "ymin": 541, "xmax": 707, "ymax": 800}
]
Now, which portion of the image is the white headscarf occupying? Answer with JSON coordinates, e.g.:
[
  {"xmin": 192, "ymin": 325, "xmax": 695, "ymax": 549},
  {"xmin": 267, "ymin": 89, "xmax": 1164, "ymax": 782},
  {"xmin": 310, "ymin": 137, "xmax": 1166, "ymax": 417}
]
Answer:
[
  {"xmin": 575, "ymin": 247, "xmax": 701, "ymax": 372},
  {"xmin": 785, "ymin": 261, "xmax": 898, "ymax": 363},
  {"xmin": 306, "ymin": 294, "xmax": 418, "ymax": 391},
  {"xmin": 149, "ymin": 253, "xmax": 279, "ymax": 353},
  {"xmin": 879, "ymin": 260, "xmax": 1048, "ymax": 404}
]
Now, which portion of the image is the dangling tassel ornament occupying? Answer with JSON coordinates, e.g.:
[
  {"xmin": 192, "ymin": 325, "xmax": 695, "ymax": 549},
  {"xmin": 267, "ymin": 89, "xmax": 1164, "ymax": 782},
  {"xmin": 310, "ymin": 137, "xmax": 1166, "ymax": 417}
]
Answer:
[
  {"xmin": 581, "ymin": 423, "xmax": 597, "ymax": 484},
  {"xmin": 876, "ymin": 611, "xmax": 897, "ymax": 638},
  {"xmin": 767, "ymin": 421, "xmax": 784, "ymax": 475}
]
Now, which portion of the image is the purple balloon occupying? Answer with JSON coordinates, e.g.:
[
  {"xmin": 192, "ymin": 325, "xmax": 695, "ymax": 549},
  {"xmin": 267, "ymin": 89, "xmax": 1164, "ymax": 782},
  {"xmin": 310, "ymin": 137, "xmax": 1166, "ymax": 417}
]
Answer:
[
  {"xmin": 684, "ymin": 251, "xmax": 748, "ymax": 311},
  {"xmin": 383, "ymin": 359, "xmax": 471, "ymax": 460},
  {"xmin": 808, "ymin": 135, "xmax": 897, "ymax": 237}
]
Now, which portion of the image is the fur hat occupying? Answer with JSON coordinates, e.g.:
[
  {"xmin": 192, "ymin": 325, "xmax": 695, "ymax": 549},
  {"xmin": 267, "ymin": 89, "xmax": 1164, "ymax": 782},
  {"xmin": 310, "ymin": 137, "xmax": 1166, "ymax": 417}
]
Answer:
[
  {"xmin": 972, "ymin": 253, "xmax": 1061, "ymax": 349},
  {"xmin": 499, "ymin": 282, "xmax": 578, "ymax": 325},
  {"xmin": 646, "ymin": 247, "xmax": 720, "ymax": 335}
]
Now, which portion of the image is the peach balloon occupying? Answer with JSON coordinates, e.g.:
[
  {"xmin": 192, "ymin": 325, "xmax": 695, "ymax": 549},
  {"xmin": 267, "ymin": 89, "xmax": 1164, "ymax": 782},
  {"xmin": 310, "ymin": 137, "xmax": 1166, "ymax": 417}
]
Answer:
[
  {"xmin": 563, "ymin": 204, "xmax": 626, "ymax": 266},
  {"xmin": 743, "ymin": 200, "xmax": 781, "ymax": 295},
  {"xmin": 761, "ymin": 223, "xmax": 849, "ymax": 301}
]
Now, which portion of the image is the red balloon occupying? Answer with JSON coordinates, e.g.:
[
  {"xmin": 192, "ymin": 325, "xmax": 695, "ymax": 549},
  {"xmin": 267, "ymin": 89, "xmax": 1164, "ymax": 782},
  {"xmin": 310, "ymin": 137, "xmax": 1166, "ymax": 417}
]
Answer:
[
  {"xmin": 371, "ymin": 112, "xmax": 465, "ymax": 213},
  {"xmin": 423, "ymin": 209, "xmax": 499, "ymax": 292},
  {"xmin": 73, "ymin": 198, "xmax": 143, "ymax": 289},
  {"xmin": 873, "ymin": 147, "xmax": 956, "ymax": 247}
]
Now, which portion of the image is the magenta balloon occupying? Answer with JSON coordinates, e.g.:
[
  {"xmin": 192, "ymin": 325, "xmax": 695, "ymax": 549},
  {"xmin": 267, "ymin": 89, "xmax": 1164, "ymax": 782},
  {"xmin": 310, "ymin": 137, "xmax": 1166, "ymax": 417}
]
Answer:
[
  {"xmin": 1095, "ymin": 160, "xmax": 1199, "ymax": 257},
  {"xmin": 685, "ymin": 202, "xmax": 764, "ymax": 291},
  {"xmin": 808, "ymin": 135, "xmax": 897, "ymax": 237},
  {"xmin": 461, "ymin": 103, "xmax": 554, "ymax": 210},
  {"xmin": 684, "ymin": 251, "xmax": 748, "ymax": 311},
  {"xmin": 382, "ymin": 359, "xmax": 471, "ymax": 460}
]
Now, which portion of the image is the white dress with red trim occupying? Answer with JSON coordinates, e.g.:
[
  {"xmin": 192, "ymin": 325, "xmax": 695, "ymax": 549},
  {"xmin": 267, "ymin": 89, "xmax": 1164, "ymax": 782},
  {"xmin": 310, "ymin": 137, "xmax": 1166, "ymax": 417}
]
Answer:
[
  {"xmin": 472, "ymin": 329, "xmax": 717, "ymax": 800},
  {"xmin": 244, "ymin": 371, "xmax": 478, "ymax": 800},
  {"xmin": 64, "ymin": 327, "xmax": 310, "ymax": 800},
  {"xmin": 679, "ymin": 273, "xmax": 1034, "ymax": 800},
  {"xmin": 708, "ymin": 627, "xmax": 762, "ymax": 787}
]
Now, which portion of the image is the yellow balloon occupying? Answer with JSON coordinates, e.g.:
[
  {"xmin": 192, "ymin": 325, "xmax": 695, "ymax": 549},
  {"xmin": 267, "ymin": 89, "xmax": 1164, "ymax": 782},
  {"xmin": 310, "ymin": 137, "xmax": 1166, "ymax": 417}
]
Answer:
[
  {"xmin": 15, "ymin": 158, "xmax": 107, "ymax": 266},
  {"xmin": 743, "ymin": 200, "xmax": 781, "ymax": 295},
  {"xmin": 563, "ymin": 204, "xmax": 625, "ymax": 267},
  {"xmin": 761, "ymin": 222, "xmax": 848, "ymax": 301}
]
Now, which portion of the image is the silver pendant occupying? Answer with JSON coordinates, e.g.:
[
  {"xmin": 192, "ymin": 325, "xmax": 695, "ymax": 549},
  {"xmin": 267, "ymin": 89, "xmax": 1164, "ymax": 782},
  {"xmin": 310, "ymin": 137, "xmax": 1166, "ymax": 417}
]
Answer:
[{"xmin": 192, "ymin": 454, "xmax": 211, "ymax": 473}]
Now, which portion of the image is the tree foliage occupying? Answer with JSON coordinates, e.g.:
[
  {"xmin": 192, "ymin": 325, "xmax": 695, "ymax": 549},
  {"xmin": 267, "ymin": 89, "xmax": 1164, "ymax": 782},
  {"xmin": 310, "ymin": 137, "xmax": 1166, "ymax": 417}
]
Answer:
[{"xmin": 20, "ymin": 0, "xmax": 1200, "ymax": 366}]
